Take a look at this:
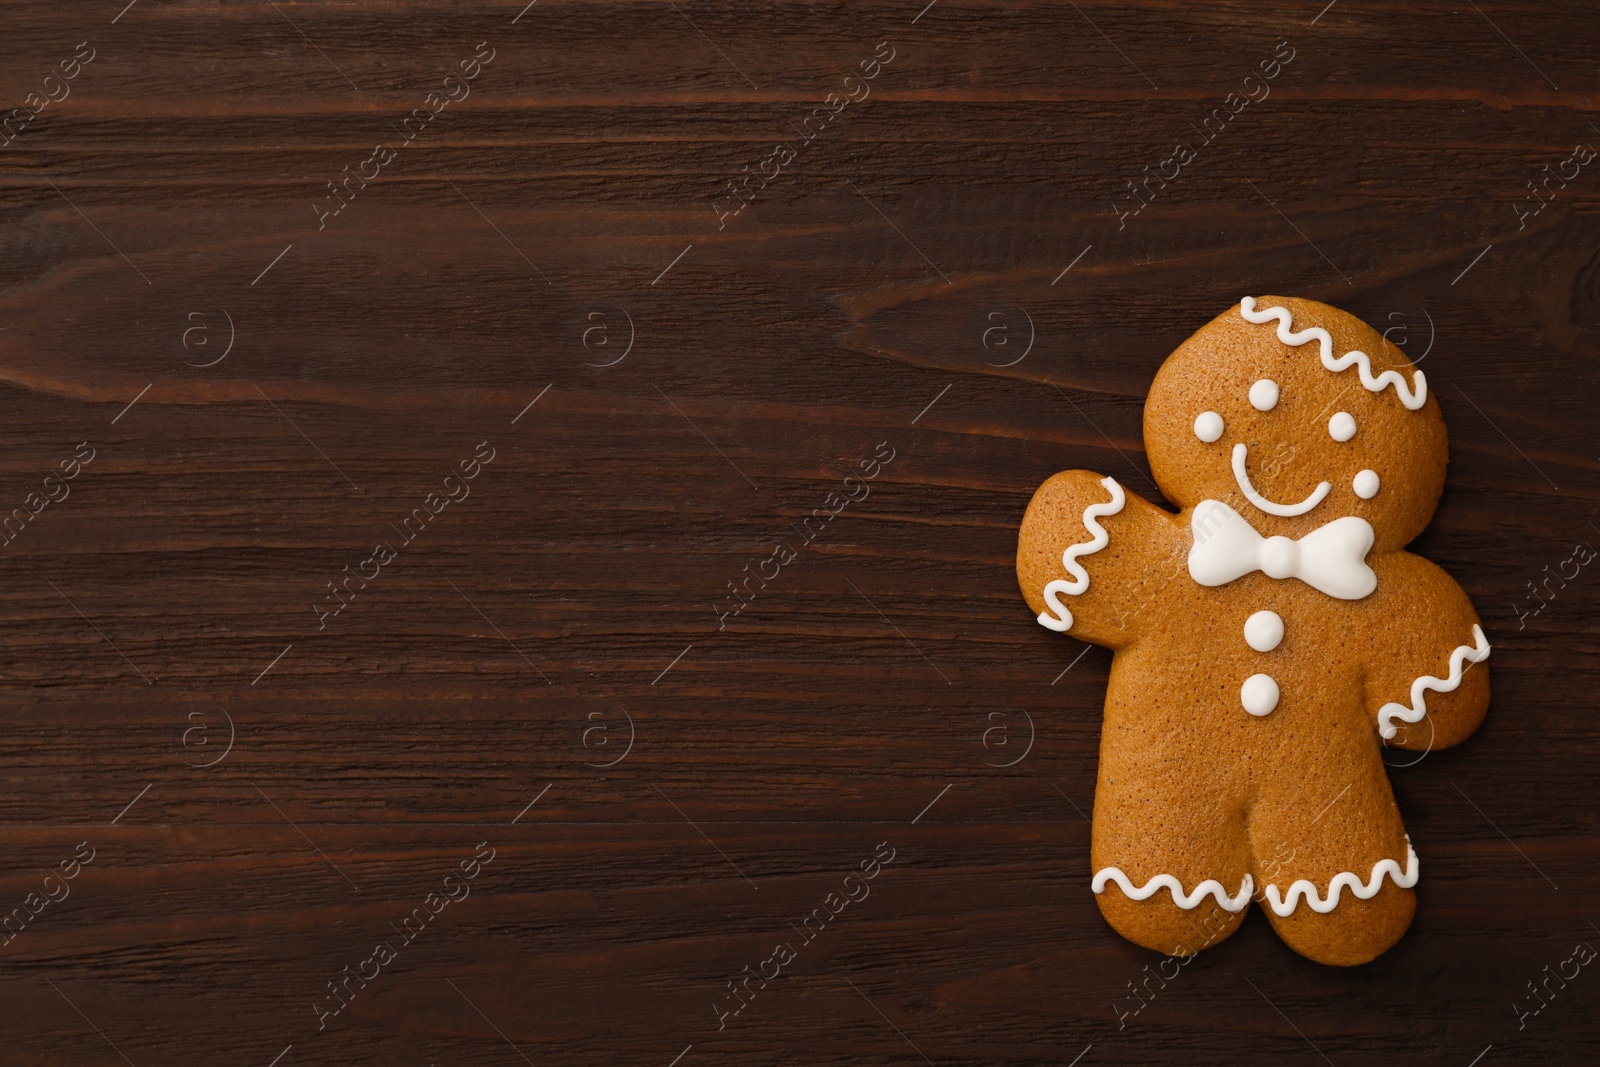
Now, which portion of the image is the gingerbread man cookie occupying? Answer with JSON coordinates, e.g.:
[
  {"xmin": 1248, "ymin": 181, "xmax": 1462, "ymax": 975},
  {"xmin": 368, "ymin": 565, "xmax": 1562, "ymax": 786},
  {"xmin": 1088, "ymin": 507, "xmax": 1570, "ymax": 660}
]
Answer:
[{"xmin": 1017, "ymin": 296, "xmax": 1490, "ymax": 966}]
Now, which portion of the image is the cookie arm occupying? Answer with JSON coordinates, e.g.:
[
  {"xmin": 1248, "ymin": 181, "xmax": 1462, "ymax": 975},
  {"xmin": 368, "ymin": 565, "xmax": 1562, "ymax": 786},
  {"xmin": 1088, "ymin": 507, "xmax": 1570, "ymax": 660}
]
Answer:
[
  {"xmin": 1016, "ymin": 470, "xmax": 1182, "ymax": 650},
  {"xmin": 1362, "ymin": 553, "xmax": 1490, "ymax": 750}
]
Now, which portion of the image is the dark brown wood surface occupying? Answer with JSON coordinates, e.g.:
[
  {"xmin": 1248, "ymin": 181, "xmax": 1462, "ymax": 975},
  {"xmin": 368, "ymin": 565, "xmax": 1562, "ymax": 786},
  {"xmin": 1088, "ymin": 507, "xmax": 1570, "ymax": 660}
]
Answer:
[{"xmin": 1, "ymin": 1, "xmax": 1597, "ymax": 1063}]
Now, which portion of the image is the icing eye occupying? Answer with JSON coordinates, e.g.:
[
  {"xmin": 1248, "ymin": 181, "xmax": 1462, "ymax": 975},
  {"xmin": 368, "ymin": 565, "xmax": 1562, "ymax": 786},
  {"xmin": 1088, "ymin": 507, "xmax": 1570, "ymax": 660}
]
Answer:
[
  {"xmin": 1193, "ymin": 411, "xmax": 1224, "ymax": 443},
  {"xmin": 1249, "ymin": 379, "xmax": 1279, "ymax": 411},
  {"xmin": 1329, "ymin": 411, "xmax": 1357, "ymax": 442},
  {"xmin": 1353, "ymin": 469, "xmax": 1380, "ymax": 499}
]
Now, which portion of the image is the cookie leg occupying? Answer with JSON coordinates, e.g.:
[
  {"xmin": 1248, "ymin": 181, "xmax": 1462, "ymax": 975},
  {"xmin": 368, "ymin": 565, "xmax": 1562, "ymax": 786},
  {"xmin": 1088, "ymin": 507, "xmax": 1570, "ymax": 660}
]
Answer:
[
  {"xmin": 1090, "ymin": 787, "xmax": 1253, "ymax": 957},
  {"xmin": 1249, "ymin": 772, "xmax": 1416, "ymax": 966}
]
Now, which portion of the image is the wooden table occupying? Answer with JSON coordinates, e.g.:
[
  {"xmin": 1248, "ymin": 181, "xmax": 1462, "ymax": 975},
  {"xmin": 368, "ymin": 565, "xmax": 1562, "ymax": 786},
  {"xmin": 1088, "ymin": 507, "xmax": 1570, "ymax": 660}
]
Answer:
[{"xmin": 1, "ymin": 2, "xmax": 1595, "ymax": 1063}]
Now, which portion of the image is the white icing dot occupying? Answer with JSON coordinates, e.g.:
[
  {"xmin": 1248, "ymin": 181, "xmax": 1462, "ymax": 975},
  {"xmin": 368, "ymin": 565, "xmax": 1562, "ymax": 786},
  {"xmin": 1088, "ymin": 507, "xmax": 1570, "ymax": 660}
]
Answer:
[
  {"xmin": 1241, "ymin": 674, "xmax": 1280, "ymax": 716},
  {"xmin": 1243, "ymin": 610, "xmax": 1284, "ymax": 653},
  {"xmin": 1194, "ymin": 411, "xmax": 1224, "ymax": 443},
  {"xmin": 1329, "ymin": 411, "xmax": 1357, "ymax": 442},
  {"xmin": 1249, "ymin": 379, "xmax": 1279, "ymax": 411},
  {"xmin": 1353, "ymin": 469, "xmax": 1380, "ymax": 499}
]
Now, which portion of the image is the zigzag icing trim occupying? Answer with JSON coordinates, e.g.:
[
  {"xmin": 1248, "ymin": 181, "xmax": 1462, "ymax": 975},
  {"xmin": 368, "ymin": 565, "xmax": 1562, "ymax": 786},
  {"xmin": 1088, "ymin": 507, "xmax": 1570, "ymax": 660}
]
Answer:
[
  {"xmin": 1239, "ymin": 296, "xmax": 1428, "ymax": 410},
  {"xmin": 1092, "ymin": 867, "xmax": 1254, "ymax": 912},
  {"xmin": 1263, "ymin": 837, "xmax": 1419, "ymax": 917},
  {"xmin": 1036, "ymin": 476, "xmax": 1126, "ymax": 633},
  {"xmin": 1378, "ymin": 624, "xmax": 1490, "ymax": 740},
  {"xmin": 1058, "ymin": 476, "xmax": 1126, "ymax": 590}
]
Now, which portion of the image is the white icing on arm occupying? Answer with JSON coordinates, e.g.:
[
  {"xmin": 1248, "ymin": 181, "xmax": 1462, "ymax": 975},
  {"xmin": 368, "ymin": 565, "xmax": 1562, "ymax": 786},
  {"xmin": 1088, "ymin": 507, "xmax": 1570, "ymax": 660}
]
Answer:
[
  {"xmin": 1263, "ymin": 837, "xmax": 1418, "ymax": 916},
  {"xmin": 1377, "ymin": 624, "xmax": 1490, "ymax": 740},
  {"xmin": 1037, "ymin": 476, "xmax": 1125, "ymax": 632},
  {"xmin": 1093, "ymin": 866, "xmax": 1253, "ymax": 912},
  {"xmin": 1239, "ymin": 296, "xmax": 1427, "ymax": 410}
]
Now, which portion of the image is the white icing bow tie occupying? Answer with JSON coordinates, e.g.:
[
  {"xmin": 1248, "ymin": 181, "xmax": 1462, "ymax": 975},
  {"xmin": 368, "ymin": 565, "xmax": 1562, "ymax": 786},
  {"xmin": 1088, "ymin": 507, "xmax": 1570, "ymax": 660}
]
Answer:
[{"xmin": 1188, "ymin": 499, "xmax": 1376, "ymax": 600}]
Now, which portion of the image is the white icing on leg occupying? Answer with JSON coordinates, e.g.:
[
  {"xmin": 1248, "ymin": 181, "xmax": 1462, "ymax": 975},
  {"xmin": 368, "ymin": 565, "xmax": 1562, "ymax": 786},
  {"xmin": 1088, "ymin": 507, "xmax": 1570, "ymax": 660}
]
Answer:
[
  {"xmin": 1377, "ymin": 625, "xmax": 1490, "ymax": 740},
  {"xmin": 1239, "ymin": 296, "xmax": 1427, "ymax": 410},
  {"xmin": 1093, "ymin": 867, "xmax": 1254, "ymax": 912},
  {"xmin": 1263, "ymin": 837, "xmax": 1419, "ymax": 916},
  {"xmin": 1037, "ymin": 476, "xmax": 1125, "ymax": 632}
]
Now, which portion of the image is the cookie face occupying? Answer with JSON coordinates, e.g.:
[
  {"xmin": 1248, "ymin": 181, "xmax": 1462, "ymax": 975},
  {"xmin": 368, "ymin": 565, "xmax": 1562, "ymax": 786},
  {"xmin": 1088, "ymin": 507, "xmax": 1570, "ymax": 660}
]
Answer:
[
  {"xmin": 1145, "ymin": 295, "xmax": 1448, "ymax": 553},
  {"xmin": 1017, "ymin": 296, "xmax": 1490, "ymax": 967}
]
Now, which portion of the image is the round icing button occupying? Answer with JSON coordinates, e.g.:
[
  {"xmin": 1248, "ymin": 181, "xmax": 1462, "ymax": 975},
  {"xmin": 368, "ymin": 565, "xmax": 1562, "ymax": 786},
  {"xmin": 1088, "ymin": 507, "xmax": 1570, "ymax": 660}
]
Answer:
[
  {"xmin": 1244, "ymin": 610, "xmax": 1284, "ymax": 652},
  {"xmin": 1249, "ymin": 379, "xmax": 1279, "ymax": 411},
  {"xmin": 1194, "ymin": 411, "xmax": 1224, "ymax": 443},
  {"xmin": 1259, "ymin": 536, "xmax": 1299, "ymax": 579},
  {"xmin": 1353, "ymin": 469, "xmax": 1380, "ymax": 499},
  {"xmin": 1329, "ymin": 411, "xmax": 1357, "ymax": 442},
  {"xmin": 1241, "ymin": 673, "xmax": 1280, "ymax": 716}
]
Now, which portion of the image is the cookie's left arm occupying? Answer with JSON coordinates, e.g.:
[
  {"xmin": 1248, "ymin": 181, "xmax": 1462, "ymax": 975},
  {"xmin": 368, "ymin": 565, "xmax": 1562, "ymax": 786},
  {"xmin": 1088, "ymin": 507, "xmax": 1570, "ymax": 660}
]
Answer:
[
  {"xmin": 1362, "ymin": 552, "xmax": 1491, "ymax": 750},
  {"xmin": 1017, "ymin": 470, "xmax": 1184, "ymax": 651}
]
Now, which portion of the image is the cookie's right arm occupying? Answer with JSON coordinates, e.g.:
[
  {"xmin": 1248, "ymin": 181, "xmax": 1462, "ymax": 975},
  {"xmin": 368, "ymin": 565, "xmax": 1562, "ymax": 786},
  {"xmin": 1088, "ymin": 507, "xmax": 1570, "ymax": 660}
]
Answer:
[{"xmin": 1016, "ymin": 470, "xmax": 1179, "ymax": 650}]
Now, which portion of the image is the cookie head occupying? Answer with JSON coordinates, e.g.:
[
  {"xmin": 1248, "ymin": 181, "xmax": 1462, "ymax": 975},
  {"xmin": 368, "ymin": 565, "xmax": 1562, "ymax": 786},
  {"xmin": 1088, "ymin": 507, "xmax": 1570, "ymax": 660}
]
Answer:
[{"xmin": 1144, "ymin": 296, "xmax": 1447, "ymax": 551}]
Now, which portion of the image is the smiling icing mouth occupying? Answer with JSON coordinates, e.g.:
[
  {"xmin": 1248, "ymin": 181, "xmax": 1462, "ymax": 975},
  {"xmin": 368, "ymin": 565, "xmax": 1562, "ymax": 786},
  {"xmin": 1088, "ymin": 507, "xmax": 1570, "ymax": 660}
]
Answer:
[{"xmin": 1231, "ymin": 443, "xmax": 1330, "ymax": 517}]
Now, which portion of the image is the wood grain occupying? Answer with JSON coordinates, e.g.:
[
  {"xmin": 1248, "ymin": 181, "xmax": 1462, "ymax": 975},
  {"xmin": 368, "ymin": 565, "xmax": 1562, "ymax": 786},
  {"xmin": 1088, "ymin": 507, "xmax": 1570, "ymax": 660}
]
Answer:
[{"xmin": 1, "ymin": 1, "xmax": 1598, "ymax": 1063}]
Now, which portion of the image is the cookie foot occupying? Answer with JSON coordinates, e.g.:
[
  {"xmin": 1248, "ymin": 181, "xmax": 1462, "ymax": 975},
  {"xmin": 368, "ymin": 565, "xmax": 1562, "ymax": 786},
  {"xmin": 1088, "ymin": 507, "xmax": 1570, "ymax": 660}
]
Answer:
[{"xmin": 1092, "ymin": 869, "xmax": 1251, "ymax": 957}]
